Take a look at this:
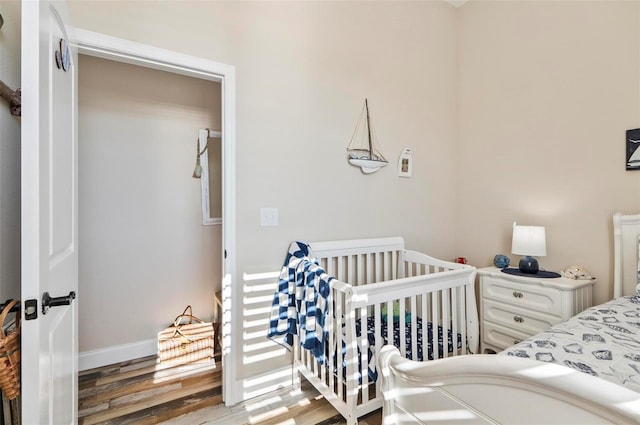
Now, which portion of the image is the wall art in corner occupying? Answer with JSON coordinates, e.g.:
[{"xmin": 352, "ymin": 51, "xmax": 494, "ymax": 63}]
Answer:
[{"xmin": 626, "ymin": 128, "xmax": 640, "ymax": 170}]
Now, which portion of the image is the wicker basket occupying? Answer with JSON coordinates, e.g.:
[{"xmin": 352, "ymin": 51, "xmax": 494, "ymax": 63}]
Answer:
[
  {"xmin": 0, "ymin": 300, "xmax": 20, "ymax": 400},
  {"xmin": 157, "ymin": 305, "xmax": 214, "ymax": 364}
]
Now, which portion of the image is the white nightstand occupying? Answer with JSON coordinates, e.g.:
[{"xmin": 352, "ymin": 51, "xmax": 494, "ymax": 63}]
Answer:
[{"xmin": 478, "ymin": 266, "xmax": 596, "ymax": 354}]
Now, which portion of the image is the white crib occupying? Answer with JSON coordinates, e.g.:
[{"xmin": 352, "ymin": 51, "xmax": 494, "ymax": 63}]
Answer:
[{"xmin": 291, "ymin": 237, "xmax": 478, "ymax": 424}]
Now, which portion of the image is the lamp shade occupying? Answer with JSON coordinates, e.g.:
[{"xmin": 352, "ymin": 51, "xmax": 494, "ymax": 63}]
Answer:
[{"xmin": 512, "ymin": 223, "xmax": 547, "ymax": 257}]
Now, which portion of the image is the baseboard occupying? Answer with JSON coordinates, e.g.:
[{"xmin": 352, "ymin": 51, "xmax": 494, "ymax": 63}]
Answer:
[{"xmin": 79, "ymin": 338, "xmax": 157, "ymax": 371}]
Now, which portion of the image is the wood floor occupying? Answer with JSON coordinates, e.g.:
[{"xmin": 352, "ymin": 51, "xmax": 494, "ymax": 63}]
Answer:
[{"xmin": 78, "ymin": 353, "xmax": 382, "ymax": 425}]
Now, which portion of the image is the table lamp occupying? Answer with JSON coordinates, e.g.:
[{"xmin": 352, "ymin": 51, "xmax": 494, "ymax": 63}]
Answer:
[{"xmin": 512, "ymin": 223, "xmax": 546, "ymax": 274}]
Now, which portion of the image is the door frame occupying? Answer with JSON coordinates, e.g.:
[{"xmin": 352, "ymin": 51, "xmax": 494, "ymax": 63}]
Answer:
[{"xmin": 73, "ymin": 29, "xmax": 237, "ymax": 404}]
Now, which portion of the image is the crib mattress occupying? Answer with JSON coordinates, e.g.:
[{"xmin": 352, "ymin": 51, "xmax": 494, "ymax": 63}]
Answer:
[
  {"xmin": 362, "ymin": 316, "xmax": 462, "ymax": 361},
  {"xmin": 502, "ymin": 295, "xmax": 640, "ymax": 392},
  {"xmin": 336, "ymin": 317, "xmax": 462, "ymax": 382}
]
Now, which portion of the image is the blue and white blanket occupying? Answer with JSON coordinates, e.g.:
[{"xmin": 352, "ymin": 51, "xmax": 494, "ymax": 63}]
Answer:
[{"xmin": 267, "ymin": 241, "xmax": 333, "ymax": 363}]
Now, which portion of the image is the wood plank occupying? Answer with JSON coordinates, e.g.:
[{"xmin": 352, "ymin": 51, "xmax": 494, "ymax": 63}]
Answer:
[
  {"xmin": 80, "ymin": 363, "xmax": 219, "ymax": 409},
  {"xmin": 78, "ymin": 353, "xmax": 382, "ymax": 425},
  {"xmin": 80, "ymin": 379, "xmax": 218, "ymax": 425}
]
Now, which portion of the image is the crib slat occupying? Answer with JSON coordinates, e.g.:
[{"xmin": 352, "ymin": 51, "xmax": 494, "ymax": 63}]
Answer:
[
  {"xmin": 392, "ymin": 251, "xmax": 396, "ymax": 279},
  {"xmin": 345, "ymin": 295, "xmax": 358, "ymax": 414},
  {"xmin": 421, "ymin": 292, "xmax": 428, "ymax": 360},
  {"xmin": 325, "ymin": 257, "xmax": 334, "ymax": 279},
  {"xmin": 442, "ymin": 288, "xmax": 450, "ymax": 359},
  {"xmin": 385, "ymin": 299, "xmax": 392, "ymax": 356},
  {"xmin": 366, "ymin": 253, "xmax": 372, "ymax": 285},
  {"xmin": 410, "ymin": 295, "xmax": 417, "ymax": 360},
  {"xmin": 336, "ymin": 290, "xmax": 344, "ymax": 401},
  {"xmin": 327, "ymin": 288, "xmax": 334, "ymax": 392},
  {"xmin": 382, "ymin": 252, "xmax": 387, "ymax": 282},
  {"xmin": 462, "ymin": 285, "xmax": 470, "ymax": 354},
  {"xmin": 399, "ymin": 298, "xmax": 406, "ymax": 358},
  {"xmin": 374, "ymin": 303, "xmax": 382, "ymax": 400},
  {"xmin": 293, "ymin": 335, "xmax": 301, "ymax": 391},
  {"xmin": 451, "ymin": 286, "xmax": 459, "ymax": 355},
  {"xmin": 347, "ymin": 255, "xmax": 354, "ymax": 287},
  {"xmin": 360, "ymin": 306, "xmax": 369, "ymax": 404},
  {"xmin": 431, "ymin": 291, "xmax": 439, "ymax": 360}
]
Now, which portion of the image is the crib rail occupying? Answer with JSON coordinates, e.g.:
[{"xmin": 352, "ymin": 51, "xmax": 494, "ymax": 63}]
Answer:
[
  {"xmin": 293, "ymin": 238, "xmax": 478, "ymax": 424},
  {"xmin": 310, "ymin": 237, "xmax": 404, "ymax": 285}
]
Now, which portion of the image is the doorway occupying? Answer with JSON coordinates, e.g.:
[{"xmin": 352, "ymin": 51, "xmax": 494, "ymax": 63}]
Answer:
[{"xmin": 74, "ymin": 29, "xmax": 236, "ymax": 404}]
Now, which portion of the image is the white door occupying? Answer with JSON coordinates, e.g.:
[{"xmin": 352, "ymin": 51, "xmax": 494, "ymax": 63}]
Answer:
[{"xmin": 21, "ymin": 0, "xmax": 78, "ymax": 423}]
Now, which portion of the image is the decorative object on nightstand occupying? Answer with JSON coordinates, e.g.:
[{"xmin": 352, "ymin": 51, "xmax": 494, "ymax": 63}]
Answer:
[
  {"xmin": 560, "ymin": 265, "xmax": 593, "ymax": 280},
  {"xmin": 478, "ymin": 267, "xmax": 596, "ymax": 354},
  {"xmin": 501, "ymin": 223, "xmax": 561, "ymax": 278},
  {"xmin": 493, "ymin": 254, "xmax": 510, "ymax": 268},
  {"xmin": 511, "ymin": 223, "xmax": 546, "ymax": 274}
]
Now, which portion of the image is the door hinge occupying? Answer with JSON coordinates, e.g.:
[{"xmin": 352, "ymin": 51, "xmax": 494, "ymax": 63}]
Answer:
[{"xmin": 224, "ymin": 249, "xmax": 227, "ymax": 259}]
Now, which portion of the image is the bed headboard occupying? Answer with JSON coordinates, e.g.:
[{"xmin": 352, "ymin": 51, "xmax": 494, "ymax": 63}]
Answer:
[{"xmin": 613, "ymin": 213, "xmax": 640, "ymax": 297}]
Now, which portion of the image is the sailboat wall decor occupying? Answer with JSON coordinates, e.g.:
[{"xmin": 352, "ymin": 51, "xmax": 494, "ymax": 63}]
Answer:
[
  {"xmin": 347, "ymin": 99, "xmax": 388, "ymax": 174},
  {"xmin": 627, "ymin": 128, "xmax": 640, "ymax": 170}
]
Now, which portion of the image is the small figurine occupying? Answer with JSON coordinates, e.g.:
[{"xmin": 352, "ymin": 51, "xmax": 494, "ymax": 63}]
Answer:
[{"xmin": 494, "ymin": 254, "xmax": 510, "ymax": 268}]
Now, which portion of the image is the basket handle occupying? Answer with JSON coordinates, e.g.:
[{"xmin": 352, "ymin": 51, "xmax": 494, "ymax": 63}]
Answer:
[
  {"xmin": 172, "ymin": 305, "xmax": 206, "ymax": 327},
  {"xmin": 171, "ymin": 306, "xmax": 208, "ymax": 341},
  {"xmin": 0, "ymin": 300, "xmax": 19, "ymax": 339}
]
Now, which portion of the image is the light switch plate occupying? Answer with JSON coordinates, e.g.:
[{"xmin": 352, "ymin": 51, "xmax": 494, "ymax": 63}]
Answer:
[{"xmin": 260, "ymin": 208, "xmax": 279, "ymax": 226}]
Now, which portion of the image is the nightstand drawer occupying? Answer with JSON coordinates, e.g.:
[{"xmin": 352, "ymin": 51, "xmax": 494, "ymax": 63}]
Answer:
[
  {"xmin": 483, "ymin": 299, "xmax": 560, "ymax": 336},
  {"xmin": 482, "ymin": 276, "xmax": 561, "ymax": 317},
  {"xmin": 482, "ymin": 321, "xmax": 531, "ymax": 352}
]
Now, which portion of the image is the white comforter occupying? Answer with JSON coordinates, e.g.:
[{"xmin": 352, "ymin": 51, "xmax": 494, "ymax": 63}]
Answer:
[{"xmin": 501, "ymin": 295, "xmax": 640, "ymax": 393}]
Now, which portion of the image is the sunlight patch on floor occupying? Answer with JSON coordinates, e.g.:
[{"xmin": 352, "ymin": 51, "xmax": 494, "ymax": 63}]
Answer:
[
  {"xmin": 249, "ymin": 406, "xmax": 290, "ymax": 423},
  {"xmin": 152, "ymin": 358, "xmax": 217, "ymax": 384},
  {"xmin": 241, "ymin": 395, "xmax": 285, "ymax": 412}
]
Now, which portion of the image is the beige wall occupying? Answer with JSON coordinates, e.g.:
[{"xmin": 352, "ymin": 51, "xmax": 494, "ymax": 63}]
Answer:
[
  {"xmin": 69, "ymin": 0, "xmax": 460, "ymax": 384},
  {"xmin": 0, "ymin": 0, "xmax": 21, "ymax": 302},
  {"xmin": 68, "ymin": 0, "xmax": 640, "ymax": 396},
  {"xmin": 78, "ymin": 55, "xmax": 222, "ymax": 353},
  {"xmin": 457, "ymin": 0, "xmax": 640, "ymax": 305}
]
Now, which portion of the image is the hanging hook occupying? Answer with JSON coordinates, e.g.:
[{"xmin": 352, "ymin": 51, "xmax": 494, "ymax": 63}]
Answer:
[{"xmin": 192, "ymin": 137, "xmax": 208, "ymax": 178}]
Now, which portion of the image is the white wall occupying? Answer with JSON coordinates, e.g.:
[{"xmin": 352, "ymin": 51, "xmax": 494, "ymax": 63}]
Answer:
[
  {"xmin": 457, "ymin": 0, "xmax": 640, "ymax": 305},
  {"xmin": 78, "ymin": 55, "xmax": 222, "ymax": 357},
  {"xmin": 0, "ymin": 0, "xmax": 21, "ymax": 302}
]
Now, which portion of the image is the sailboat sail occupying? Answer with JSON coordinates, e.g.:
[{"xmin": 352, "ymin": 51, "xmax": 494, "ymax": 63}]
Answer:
[
  {"xmin": 628, "ymin": 141, "xmax": 640, "ymax": 168},
  {"xmin": 347, "ymin": 99, "xmax": 388, "ymax": 174}
]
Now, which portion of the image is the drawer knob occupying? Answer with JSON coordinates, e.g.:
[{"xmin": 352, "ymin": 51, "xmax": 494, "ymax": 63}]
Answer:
[
  {"xmin": 513, "ymin": 315, "xmax": 524, "ymax": 323},
  {"xmin": 512, "ymin": 291, "xmax": 524, "ymax": 298}
]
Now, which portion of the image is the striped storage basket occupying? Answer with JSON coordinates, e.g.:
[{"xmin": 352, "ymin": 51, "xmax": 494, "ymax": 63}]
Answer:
[{"xmin": 157, "ymin": 305, "xmax": 214, "ymax": 364}]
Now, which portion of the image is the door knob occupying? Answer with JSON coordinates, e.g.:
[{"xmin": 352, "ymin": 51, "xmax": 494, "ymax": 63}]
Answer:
[{"xmin": 42, "ymin": 291, "xmax": 76, "ymax": 315}]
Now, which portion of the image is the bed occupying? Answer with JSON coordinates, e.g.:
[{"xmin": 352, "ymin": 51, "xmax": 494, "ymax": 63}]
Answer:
[
  {"xmin": 268, "ymin": 237, "xmax": 479, "ymax": 424},
  {"xmin": 378, "ymin": 213, "xmax": 640, "ymax": 424}
]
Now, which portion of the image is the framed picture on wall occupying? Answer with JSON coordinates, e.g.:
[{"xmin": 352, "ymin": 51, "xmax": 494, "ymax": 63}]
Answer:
[{"xmin": 626, "ymin": 128, "xmax": 640, "ymax": 170}]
